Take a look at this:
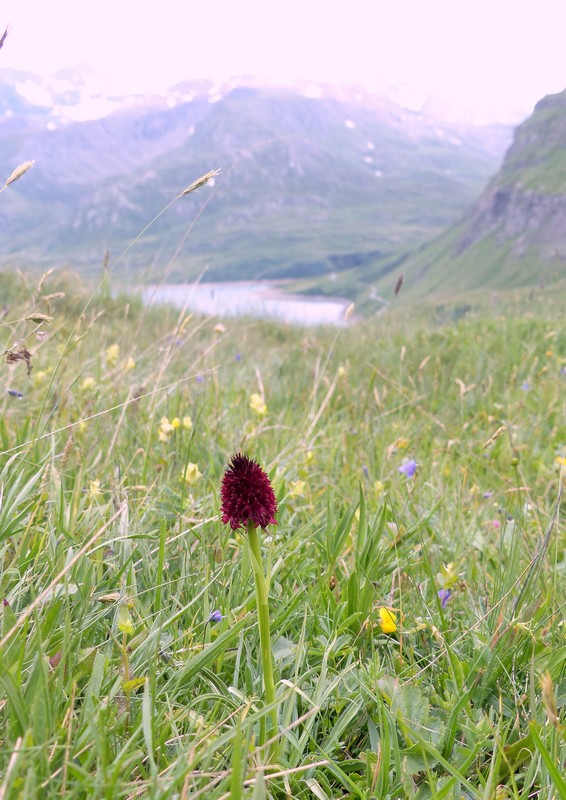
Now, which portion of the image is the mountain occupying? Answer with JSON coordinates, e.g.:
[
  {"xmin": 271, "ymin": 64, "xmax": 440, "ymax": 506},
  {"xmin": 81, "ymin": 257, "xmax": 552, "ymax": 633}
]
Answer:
[
  {"xmin": 375, "ymin": 89, "xmax": 566, "ymax": 300},
  {"xmin": 0, "ymin": 70, "xmax": 512, "ymax": 284}
]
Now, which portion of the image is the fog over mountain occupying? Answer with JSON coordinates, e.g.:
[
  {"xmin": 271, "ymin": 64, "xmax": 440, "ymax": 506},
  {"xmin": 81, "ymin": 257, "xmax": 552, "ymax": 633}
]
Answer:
[{"xmin": 1, "ymin": 67, "xmax": 512, "ymax": 288}]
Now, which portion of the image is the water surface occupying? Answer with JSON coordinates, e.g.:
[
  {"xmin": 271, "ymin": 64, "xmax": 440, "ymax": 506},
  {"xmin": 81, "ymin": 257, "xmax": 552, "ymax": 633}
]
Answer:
[{"xmin": 139, "ymin": 281, "xmax": 350, "ymax": 326}]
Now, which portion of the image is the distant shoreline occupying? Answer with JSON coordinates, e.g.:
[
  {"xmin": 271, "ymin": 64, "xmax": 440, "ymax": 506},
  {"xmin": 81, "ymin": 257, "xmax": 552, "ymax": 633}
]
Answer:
[{"xmin": 133, "ymin": 280, "xmax": 351, "ymax": 327}]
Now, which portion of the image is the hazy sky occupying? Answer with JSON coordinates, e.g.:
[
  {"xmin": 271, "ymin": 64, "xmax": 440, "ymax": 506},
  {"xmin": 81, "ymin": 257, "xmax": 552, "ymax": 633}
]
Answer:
[{"xmin": 2, "ymin": 0, "xmax": 565, "ymax": 122}]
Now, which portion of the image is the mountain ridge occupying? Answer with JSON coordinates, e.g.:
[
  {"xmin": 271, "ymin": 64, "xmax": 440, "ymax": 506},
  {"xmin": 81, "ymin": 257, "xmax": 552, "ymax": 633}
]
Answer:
[
  {"xmin": 0, "ymin": 70, "xmax": 511, "ymax": 284},
  {"xmin": 373, "ymin": 88, "xmax": 566, "ymax": 301}
]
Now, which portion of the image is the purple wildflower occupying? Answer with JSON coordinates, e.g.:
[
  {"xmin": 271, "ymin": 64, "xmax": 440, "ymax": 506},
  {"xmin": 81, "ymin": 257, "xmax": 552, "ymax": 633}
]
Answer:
[
  {"xmin": 438, "ymin": 589, "xmax": 451, "ymax": 608},
  {"xmin": 398, "ymin": 459, "xmax": 417, "ymax": 478},
  {"xmin": 220, "ymin": 453, "xmax": 278, "ymax": 531},
  {"xmin": 521, "ymin": 381, "xmax": 531, "ymax": 391},
  {"xmin": 7, "ymin": 389, "xmax": 23, "ymax": 399},
  {"xmin": 482, "ymin": 491, "xmax": 493, "ymax": 499},
  {"xmin": 208, "ymin": 609, "xmax": 223, "ymax": 624}
]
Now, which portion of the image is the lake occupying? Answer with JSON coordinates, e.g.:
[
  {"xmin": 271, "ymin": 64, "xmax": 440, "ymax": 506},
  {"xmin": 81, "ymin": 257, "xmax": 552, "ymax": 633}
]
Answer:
[{"xmin": 138, "ymin": 281, "xmax": 351, "ymax": 326}]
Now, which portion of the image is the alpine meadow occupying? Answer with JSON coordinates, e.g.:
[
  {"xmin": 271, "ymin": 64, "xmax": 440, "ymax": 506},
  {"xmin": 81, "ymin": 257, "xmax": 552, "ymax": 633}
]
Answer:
[{"xmin": 0, "ymin": 24, "xmax": 565, "ymax": 800}]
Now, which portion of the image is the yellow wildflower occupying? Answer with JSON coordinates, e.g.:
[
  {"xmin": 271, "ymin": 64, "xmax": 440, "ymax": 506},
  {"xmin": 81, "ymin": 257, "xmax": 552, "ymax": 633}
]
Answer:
[
  {"xmin": 249, "ymin": 392, "xmax": 267, "ymax": 416},
  {"xmin": 378, "ymin": 607, "xmax": 397, "ymax": 634},
  {"xmin": 171, "ymin": 417, "xmax": 181, "ymax": 429},
  {"xmin": 305, "ymin": 450, "xmax": 314, "ymax": 464},
  {"xmin": 555, "ymin": 456, "xmax": 566, "ymax": 467},
  {"xmin": 214, "ymin": 322, "xmax": 227, "ymax": 334},
  {"xmin": 124, "ymin": 356, "xmax": 136, "ymax": 371},
  {"xmin": 289, "ymin": 480, "xmax": 306, "ymax": 498},
  {"xmin": 89, "ymin": 479, "xmax": 102, "ymax": 500},
  {"xmin": 105, "ymin": 343, "xmax": 120, "ymax": 368},
  {"xmin": 159, "ymin": 417, "xmax": 174, "ymax": 433},
  {"xmin": 182, "ymin": 462, "xmax": 202, "ymax": 484},
  {"xmin": 437, "ymin": 562, "xmax": 460, "ymax": 589},
  {"xmin": 81, "ymin": 376, "xmax": 96, "ymax": 391},
  {"xmin": 158, "ymin": 416, "xmax": 174, "ymax": 442},
  {"xmin": 183, "ymin": 415, "xmax": 193, "ymax": 430},
  {"xmin": 117, "ymin": 604, "xmax": 134, "ymax": 636}
]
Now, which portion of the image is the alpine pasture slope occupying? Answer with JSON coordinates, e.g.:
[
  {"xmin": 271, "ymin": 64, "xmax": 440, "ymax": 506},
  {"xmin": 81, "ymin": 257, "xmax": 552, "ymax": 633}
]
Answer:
[
  {"xmin": 0, "ymin": 24, "xmax": 564, "ymax": 792},
  {"xmin": 0, "ymin": 266, "xmax": 564, "ymax": 799}
]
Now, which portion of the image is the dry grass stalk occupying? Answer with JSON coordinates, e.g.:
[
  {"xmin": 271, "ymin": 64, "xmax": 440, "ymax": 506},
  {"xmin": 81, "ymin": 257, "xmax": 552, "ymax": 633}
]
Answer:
[
  {"xmin": 2, "ymin": 160, "xmax": 35, "ymax": 190},
  {"xmin": 0, "ymin": 27, "xmax": 8, "ymax": 51},
  {"xmin": 180, "ymin": 168, "xmax": 220, "ymax": 196}
]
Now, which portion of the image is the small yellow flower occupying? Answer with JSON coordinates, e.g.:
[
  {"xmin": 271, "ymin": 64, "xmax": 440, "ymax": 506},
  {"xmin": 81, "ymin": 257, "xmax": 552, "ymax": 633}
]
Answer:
[
  {"xmin": 555, "ymin": 456, "xmax": 566, "ymax": 467},
  {"xmin": 378, "ymin": 607, "xmax": 397, "ymax": 634},
  {"xmin": 437, "ymin": 562, "xmax": 460, "ymax": 589},
  {"xmin": 249, "ymin": 392, "xmax": 267, "ymax": 416},
  {"xmin": 159, "ymin": 417, "xmax": 174, "ymax": 434},
  {"xmin": 374, "ymin": 480, "xmax": 384, "ymax": 495},
  {"xmin": 395, "ymin": 437, "xmax": 410, "ymax": 451},
  {"xmin": 182, "ymin": 415, "xmax": 193, "ymax": 430},
  {"xmin": 89, "ymin": 479, "xmax": 102, "ymax": 500},
  {"xmin": 171, "ymin": 417, "xmax": 181, "ymax": 429},
  {"xmin": 124, "ymin": 356, "xmax": 136, "ymax": 371},
  {"xmin": 34, "ymin": 369, "xmax": 48, "ymax": 384},
  {"xmin": 158, "ymin": 416, "xmax": 174, "ymax": 442},
  {"xmin": 337, "ymin": 365, "xmax": 346, "ymax": 379},
  {"xmin": 105, "ymin": 343, "xmax": 120, "ymax": 368},
  {"xmin": 182, "ymin": 462, "xmax": 202, "ymax": 484},
  {"xmin": 289, "ymin": 480, "xmax": 306, "ymax": 498},
  {"xmin": 81, "ymin": 376, "xmax": 96, "ymax": 391},
  {"xmin": 214, "ymin": 322, "xmax": 227, "ymax": 334},
  {"xmin": 305, "ymin": 450, "xmax": 314, "ymax": 464},
  {"xmin": 117, "ymin": 604, "xmax": 134, "ymax": 636}
]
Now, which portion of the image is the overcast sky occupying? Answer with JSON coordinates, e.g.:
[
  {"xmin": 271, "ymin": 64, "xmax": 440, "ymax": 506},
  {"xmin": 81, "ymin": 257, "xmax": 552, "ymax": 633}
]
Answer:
[{"xmin": 2, "ymin": 0, "xmax": 565, "ymax": 123}]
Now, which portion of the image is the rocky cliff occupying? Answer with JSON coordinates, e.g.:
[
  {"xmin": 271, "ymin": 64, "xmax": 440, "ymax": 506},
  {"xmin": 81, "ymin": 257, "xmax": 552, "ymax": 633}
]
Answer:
[
  {"xmin": 377, "ymin": 89, "xmax": 566, "ymax": 299},
  {"xmin": 454, "ymin": 89, "xmax": 566, "ymax": 260}
]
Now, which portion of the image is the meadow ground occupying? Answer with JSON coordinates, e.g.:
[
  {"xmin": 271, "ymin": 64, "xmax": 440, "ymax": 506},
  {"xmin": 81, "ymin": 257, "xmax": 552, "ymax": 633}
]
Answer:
[{"xmin": 0, "ymin": 271, "xmax": 564, "ymax": 799}]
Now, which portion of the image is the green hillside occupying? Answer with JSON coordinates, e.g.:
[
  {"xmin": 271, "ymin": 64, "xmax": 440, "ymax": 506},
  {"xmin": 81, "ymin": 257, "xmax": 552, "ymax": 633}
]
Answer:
[
  {"xmin": 360, "ymin": 89, "xmax": 566, "ymax": 306},
  {"xmin": 0, "ymin": 270, "xmax": 564, "ymax": 797}
]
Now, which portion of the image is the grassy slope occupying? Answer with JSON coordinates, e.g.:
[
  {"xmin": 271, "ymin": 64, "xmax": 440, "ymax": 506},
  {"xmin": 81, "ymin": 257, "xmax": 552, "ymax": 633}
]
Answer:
[
  {"xmin": 350, "ymin": 90, "xmax": 566, "ymax": 305},
  {"xmin": 0, "ymin": 271, "xmax": 564, "ymax": 798},
  {"xmin": 496, "ymin": 94, "xmax": 566, "ymax": 194}
]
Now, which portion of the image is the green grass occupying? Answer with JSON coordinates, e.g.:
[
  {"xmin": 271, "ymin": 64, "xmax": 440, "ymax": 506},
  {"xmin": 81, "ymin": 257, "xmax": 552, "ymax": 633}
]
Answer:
[{"xmin": 0, "ymin": 270, "xmax": 564, "ymax": 799}]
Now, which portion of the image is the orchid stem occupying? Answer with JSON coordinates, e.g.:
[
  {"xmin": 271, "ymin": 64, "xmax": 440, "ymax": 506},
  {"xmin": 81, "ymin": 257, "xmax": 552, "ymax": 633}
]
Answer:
[{"xmin": 246, "ymin": 522, "xmax": 278, "ymax": 757}]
